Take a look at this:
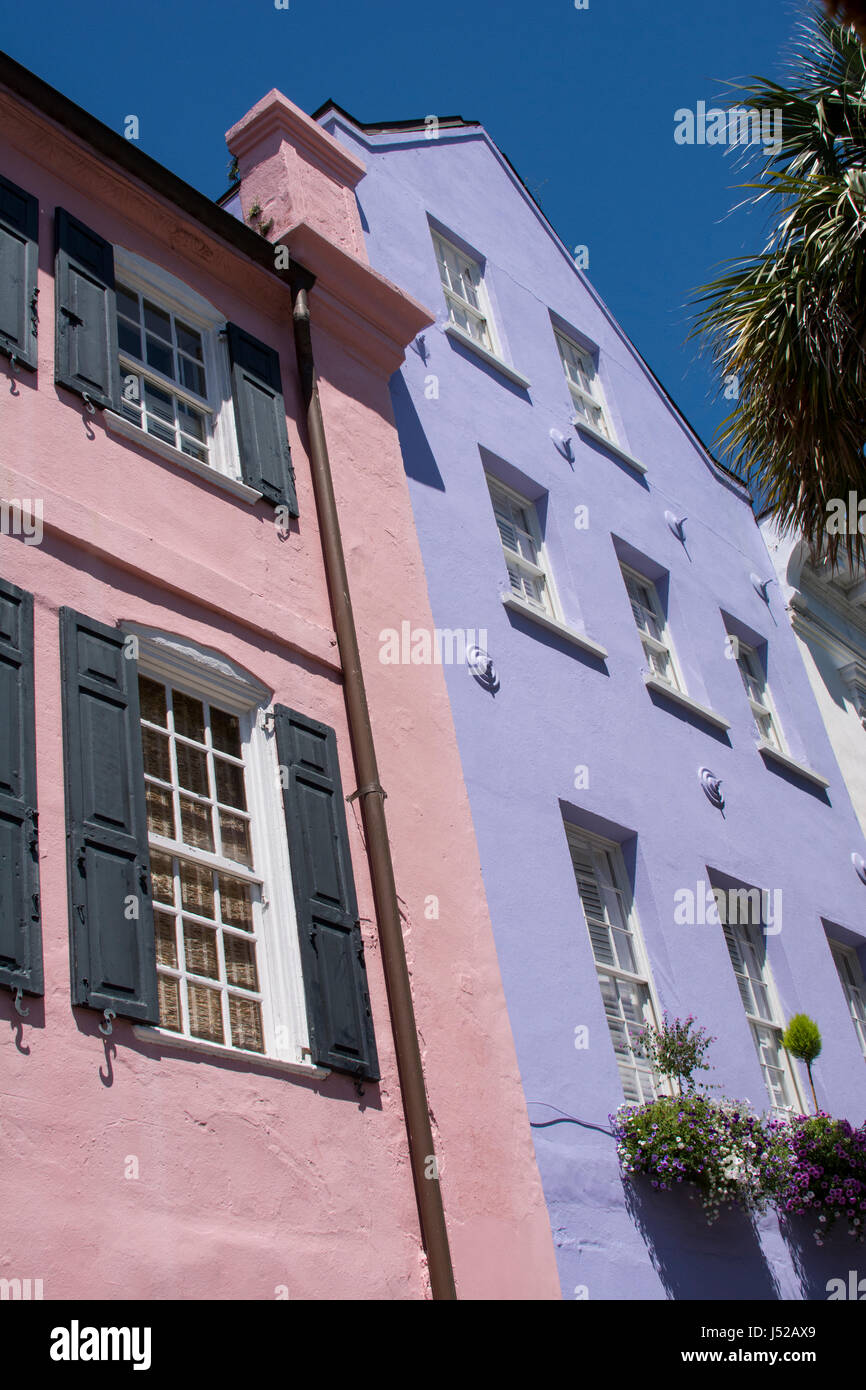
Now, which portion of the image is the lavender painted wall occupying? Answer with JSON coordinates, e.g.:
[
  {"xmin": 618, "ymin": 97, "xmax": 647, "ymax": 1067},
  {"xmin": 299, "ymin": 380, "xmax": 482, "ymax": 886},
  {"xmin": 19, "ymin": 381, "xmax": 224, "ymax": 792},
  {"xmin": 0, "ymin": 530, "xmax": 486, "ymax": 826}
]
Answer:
[{"xmin": 317, "ymin": 109, "xmax": 866, "ymax": 1300}]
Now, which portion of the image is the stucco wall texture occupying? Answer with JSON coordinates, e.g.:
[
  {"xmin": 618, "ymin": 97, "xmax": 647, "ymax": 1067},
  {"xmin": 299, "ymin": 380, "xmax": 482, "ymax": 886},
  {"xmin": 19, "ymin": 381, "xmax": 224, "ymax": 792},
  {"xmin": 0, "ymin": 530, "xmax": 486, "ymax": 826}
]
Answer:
[
  {"xmin": 0, "ymin": 83, "xmax": 560, "ymax": 1300},
  {"xmin": 316, "ymin": 109, "xmax": 866, "ymax": 1299}
]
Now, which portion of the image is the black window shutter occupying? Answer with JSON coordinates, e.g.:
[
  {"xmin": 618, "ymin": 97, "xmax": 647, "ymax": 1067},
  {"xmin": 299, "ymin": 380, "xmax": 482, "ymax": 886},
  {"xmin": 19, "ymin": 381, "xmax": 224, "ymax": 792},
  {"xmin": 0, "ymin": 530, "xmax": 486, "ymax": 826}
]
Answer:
[
  {"xmin": 226, "ymin": 322, "xmax": 298, "ymax": 516},
  {"xmin": 54, "ymin": 209, "xmax": 120, "ymax": 410},
  {"xmin": 0, "ymin": 174, "xmax": 39, "ymax": 371},
  {"xmin": 0, "ymin": 578, "xmax": 42, "ymax": 996},
  {"xmin": 60, "ymin": 608, "xmax": 158, "ymax": 1023},
  {"xmin": 274, "ymin": 706, "xmax": 379, "ymax": 1079}
]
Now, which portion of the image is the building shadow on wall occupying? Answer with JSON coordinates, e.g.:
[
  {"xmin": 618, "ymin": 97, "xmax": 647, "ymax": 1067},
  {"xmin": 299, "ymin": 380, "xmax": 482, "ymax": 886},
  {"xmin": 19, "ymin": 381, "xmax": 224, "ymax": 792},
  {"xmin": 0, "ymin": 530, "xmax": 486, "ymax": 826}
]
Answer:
[
  {"xmin": 624, "ymin": 1176, "xmax": 782, "ymax": 1300},
  {"xmin": 780, "ymin": 1215, "xmax": 860, "ymax": 1300},
  {"xmin": 389, "ymin": 372, "xmax": 445, "ymax": 491}
]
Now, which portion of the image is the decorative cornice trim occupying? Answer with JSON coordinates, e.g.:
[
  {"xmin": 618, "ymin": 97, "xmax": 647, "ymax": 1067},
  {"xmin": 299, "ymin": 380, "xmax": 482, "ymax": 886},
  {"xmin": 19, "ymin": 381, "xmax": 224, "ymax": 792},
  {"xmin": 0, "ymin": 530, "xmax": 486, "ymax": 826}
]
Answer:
[{"xmin": 227, "ymin": 89, "xmax": 366, "ymax": 190}]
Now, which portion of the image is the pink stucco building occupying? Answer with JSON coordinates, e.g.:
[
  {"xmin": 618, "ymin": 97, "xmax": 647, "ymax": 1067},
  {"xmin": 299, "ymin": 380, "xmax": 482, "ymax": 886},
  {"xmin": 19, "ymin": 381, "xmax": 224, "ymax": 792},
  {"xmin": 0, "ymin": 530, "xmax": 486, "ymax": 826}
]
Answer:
[{"xmin": 0, "ymin": 53, "xmax": 559, "ymax": 1300}]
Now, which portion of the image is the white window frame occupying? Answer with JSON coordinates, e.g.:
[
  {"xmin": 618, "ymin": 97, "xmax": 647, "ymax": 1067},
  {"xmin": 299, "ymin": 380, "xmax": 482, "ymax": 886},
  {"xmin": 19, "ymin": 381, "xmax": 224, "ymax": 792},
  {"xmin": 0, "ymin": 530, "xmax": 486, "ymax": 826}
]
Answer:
[
  {"xmin": 554, "ymin": 328, "xmax": 613, "ymax": 441},
  {"xmin": 432, "ymin": 230, "xmax": 498, "ymax": 355},
  {"xmin": 128, "ymin": 627, "xmax": 314, "ymax": 1070},
  {"xmin": 620, "ymin": 563, "xmax": 684, "ymax": 692},
  {"xmin": 486, "ymin": 475, "xmax": 560, "ymax": 618},
  {"xmin": 721, "ymin": 915, "xmax": 803, "ymax": 1115},
  {"xmin": 110, "ymin": 249, "xmax": 242, "ymax": 485},
  {"xmin": 566, "ymin": 825, "xmax": 662, "ymax": 1104},
  {"xmin": 830, "ymin": 940, "xmax": 866, "ymax": 1062},
  {"xmin": 733, "ymin": 638, "xmax": 786, "ymax": 753}
]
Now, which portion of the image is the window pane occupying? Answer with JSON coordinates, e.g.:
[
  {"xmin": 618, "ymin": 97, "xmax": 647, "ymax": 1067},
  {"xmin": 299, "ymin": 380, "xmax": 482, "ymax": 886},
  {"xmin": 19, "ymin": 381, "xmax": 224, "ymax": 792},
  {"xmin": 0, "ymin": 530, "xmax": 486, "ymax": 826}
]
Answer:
[
  {"xmin": 187, "ymin": 982, "xmax": 224, "ymax": 1043},
  {"xmin": 146, "ymin": 784, "xmax": 175, "ymax": 840},
  {"xmin": 178, "ymin": 400, "xmax": 206, "ymax": 440},
  {"xmin": 154, "ymin": 910, "xmax": 178, "ymax": 968},
  {"xmin": 229, "ymin": 995, "xmax": 264, "ymax": 1053},
  {"xmin": 224, "ymin": 934, "xmax": 259, "ymax": 991},
  {"xmin": 183, "ymin": 921, "xmax": 219, "ymax": 980},
  {"xmin": 116, "ymin": 286, "xmax": 139, "ymax": 320},
  {"xmin": 180, "ymin": 795, "xmax": 215, "ymax": 853},
  {"xmin": 180, "ymin": 860, "xmax": 214, "ymax": 918},
  {"xmin": 118, "ymin": 317, "xmax": 141, "ymax": 358},
  {"xmin": 175, "ymin": 741, "xmax": 209, "ymax": 796},
  {"xmin": 158, "ymin": 974, "xmax": 182, "ymax": 1032},
  {"xmin": 173, "ymin": 691, "xmax": 205, "ymax": 743},
  {"xmin": 145, "ymin": 334, "xmax": 174, "ymax": 380},
  {"xmin": 141, "ymin": 727, "xmax": 171, "ymax": 782},
  {"xmin": 143, "ymin": 300, "xmax": 171, "ymax": 342},
  {"xmin": 179, "ymin": 359, "xmax": 206, "ymax": 399},
  {"xmin": 211, "ymin": 707, "xmax": 241, "ymax": 757},
  {"xmin": 176, "ymin": 321, "xmax": 203, "ymax": 360},
  {"xmin": 215, "ymin": 757, "xmax": 246, "ymax": 810},
  {"xmin": 150, "ymin": 851, "xmax": 174, "ymax": 905},
  {"xmin": 219, "ymin": 811, "xmax": 252, "ymax": 867},
  {"xmin": 139, "ymin": 676, "xmax": 167, "ymax": 727},
  {"xmin": 219, "ymin": 875, "xmax": 253, "ymax": 931}
]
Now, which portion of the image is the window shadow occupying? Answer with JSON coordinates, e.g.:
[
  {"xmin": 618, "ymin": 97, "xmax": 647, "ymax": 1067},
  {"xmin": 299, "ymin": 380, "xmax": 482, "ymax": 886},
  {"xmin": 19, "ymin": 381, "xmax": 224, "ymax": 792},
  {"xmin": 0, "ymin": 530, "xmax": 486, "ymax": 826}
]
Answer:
[{"xmin": 389, "ymin": 373, "xmax": 445, "ymax": 491}]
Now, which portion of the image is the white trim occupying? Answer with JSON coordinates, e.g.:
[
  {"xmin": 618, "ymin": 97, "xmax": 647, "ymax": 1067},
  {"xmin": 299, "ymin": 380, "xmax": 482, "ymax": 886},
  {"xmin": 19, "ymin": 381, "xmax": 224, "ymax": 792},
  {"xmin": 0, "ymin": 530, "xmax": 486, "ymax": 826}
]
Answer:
[
  {"xmin": 621, "ymin": 563, "xmax": 686, "ymax": 693},
  {"xmin": 132, "ymin": 633, "xmax": 311, "ymax": 1066},
  {"xmin": 104, "ymin": 411, "xmax": 262, "ymax": 503},
  {"xmin": 501, "ymin": 593, "xmax": 608, "ymax": 658},
  {"xmin": 643, "ymin": 675, "xmax": 731, "ymax": 731},
  {"xmin": 487, "ymin": 474, "xmax": 560, "ymax": 619},
  {"xmin": 444, "ymin": 324, "xmax": 532, "ymax": 389},
  {"xmin": 132, "ymin": 1026, "xmax": 330, "ymax": 1078},
  {"xmin": 554, "ymin": 328, "xmax": 615, "ymax": 442},
  {"xmin": 575, "ymin": 420, "xmax": 647, "ymax": 475},
  {"xmin": 757, "ymin": 742, "xmax": 830, "ymax": 789}
]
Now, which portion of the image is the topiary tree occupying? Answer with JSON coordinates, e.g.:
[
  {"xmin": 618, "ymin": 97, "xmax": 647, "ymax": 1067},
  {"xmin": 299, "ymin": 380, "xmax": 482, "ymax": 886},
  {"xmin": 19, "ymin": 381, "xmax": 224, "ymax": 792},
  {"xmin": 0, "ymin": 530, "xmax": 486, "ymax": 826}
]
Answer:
[
  {"xmin": 636, "ymin": 1013, "xmax": 716, "ymax": 1095},
  {"xmin": 782, "ymin": 1014, "xmax": 823, "ymax": 1113}
]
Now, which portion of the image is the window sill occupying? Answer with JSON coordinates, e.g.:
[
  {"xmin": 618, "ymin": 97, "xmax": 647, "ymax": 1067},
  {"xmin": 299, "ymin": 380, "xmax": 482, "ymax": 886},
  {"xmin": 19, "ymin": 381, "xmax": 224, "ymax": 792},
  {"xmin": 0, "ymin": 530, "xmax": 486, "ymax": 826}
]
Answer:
[
  {"xmin": 444, "ymin": 323, "xmax": 532, "ymax": 390},
  {"xmin": 757, "ymin": 742, "xmax": 830, "ymax": 790},
  {"xmin": 501, "ymin": 592, "xmax": 608, "ymax": 658},
  {"xmin": 574, "ymin": 420, "xmax": 647, "ymax": 476},
  {"xmin": 104, "ymin": 412, "xmax": 262, "ymax": 504},
  {"xmin": 133, "ymin": 1025, "xmax": 331, "ymax": 1078},
  {"xmin": 644, "ymin": 674, "xmax": 731, "ymax": 731}
]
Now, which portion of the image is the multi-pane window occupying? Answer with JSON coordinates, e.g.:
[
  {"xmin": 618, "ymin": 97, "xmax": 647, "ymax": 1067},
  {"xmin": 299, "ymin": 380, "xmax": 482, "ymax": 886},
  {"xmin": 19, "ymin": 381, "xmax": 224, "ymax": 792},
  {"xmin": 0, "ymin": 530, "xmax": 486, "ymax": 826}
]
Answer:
[
  {"xmin": 433, "ymin": 232, "xmax": 495, "ymax": 351},
  {"xmin": 621, "ymin": 565, "xmax": 680, "ymax": 690},
  {"xmin": 567, "ymin": 829, "xmax": 657, "ymax": 1104},
  {"xmin": 722, "ymin": 917, "xmax": 798, "ymax": 1114},
  {"xmin": 138, "ymin": 674, "xmax": 265, "ymax": 1053},
  {"xmin": 117, "ymin": 285, "xmax": 212, "ymax": 464},
  {"xmin": 734, "ymin": 641, "xmax": 783, "ymax": 751},
  {"xmin": 554, "ymin": 329, "xmax": 611, "ymax": 439},
  {"xmin": 830, "ymin": 941, "xmax": 866, "ymax": 1061},
  {"xmin": 487, "ymin": 477, "xmax": 554, "ymax": 615}
]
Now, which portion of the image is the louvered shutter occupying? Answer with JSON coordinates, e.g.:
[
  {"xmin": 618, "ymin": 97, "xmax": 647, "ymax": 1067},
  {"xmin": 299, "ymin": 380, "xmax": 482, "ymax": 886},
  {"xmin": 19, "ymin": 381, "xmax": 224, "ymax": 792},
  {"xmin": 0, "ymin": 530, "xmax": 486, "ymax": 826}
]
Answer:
[
  {"xmin": 60, "ymin": 608, "xmax": 158, "ymax": 1022},
  {"xmin": 226, "ymin": 322, "xmax": 298, "ymax": 516},
  {"xmin": 54, "ymin": 209, "xmax": 120, "ymax": 409},
  {"xmin": 0, "ymin": 579, "xmax": 42, "ymax": 995},
  {"xmin": 722, "ymin": 922, "xmax": 758, "ymax": 1016},
  {"xmin": 570, "ymin": 840, "xmax": 615, "ymax": 966},
  {"xmin": 0, "ymin": 174, "xmax": 38, "ymax": 371},
  {"xmin": 274, "ymin": 705, "xmax": 379, "ymax": 1079}
]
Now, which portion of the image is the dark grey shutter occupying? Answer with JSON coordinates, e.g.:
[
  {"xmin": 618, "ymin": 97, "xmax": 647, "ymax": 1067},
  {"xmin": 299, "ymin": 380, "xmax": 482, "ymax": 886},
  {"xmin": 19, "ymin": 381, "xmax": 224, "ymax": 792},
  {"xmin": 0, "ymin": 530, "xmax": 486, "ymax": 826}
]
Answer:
[
  {"xmin": 226, "ymin": 322, "xmax": 298, "ymax": 515},
  {"xmin": 275, "ymin": 706, "xmax": 379, "ymax": 1079},
  {"xmin": 0, "ymin": 578, "xmax": 42, "ymax": 996},
  {"xmin": 54, "ymin": 209, "xmax": 120, "ymax": 410},
  {"xmin": 0, "ymin": 174, "xmax": 39, "ymax": 371},
  {"xmin": 60, "ymin": 608, "xmax": 158, "ymax": 1023}
]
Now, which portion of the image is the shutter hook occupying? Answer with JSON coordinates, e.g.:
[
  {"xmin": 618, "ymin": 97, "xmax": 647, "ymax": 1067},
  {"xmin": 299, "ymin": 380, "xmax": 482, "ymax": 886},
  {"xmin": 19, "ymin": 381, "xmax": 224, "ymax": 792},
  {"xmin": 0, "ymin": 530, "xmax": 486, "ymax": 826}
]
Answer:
[
  {"xmin": 8, "ymin": 353, "xmax": 17, "ymax": 376},
  {"xmin": 82, "ymin": 392, "xmax": 96, "ymax": 415},
  {"xmin": 98, "ymin": 1008, "xmax": 116, "ymax": 1036},
  {"xmin": 13, "ymin": 987, "xmax": 29, "ymax": 1018}
]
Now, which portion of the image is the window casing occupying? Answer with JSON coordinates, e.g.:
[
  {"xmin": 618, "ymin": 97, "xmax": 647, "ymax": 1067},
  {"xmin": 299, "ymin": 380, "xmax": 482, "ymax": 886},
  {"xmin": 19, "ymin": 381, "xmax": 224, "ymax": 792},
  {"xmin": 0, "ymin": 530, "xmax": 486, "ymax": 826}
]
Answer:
[
  {"xmin": 555, "ymin": 329, "xmax": 612, "ymax": 439},
  {"xmin": 722, "ymin": 918, "xmax": 800, "ymax": 1114},
  {"xmin": 113, "ymin": 250, "xmax": 241, "ymax": 482},
  {"xmin": 734, "ymin": 641, "xmax": 784, "ymax": 751},
  {"xmin": 433, "ymin": 231, "xmax": 496, "ymax": 352},
  {"xmin": 567, "ymin": 828, "xmax": 658, "ymax": 1104},
  {"xmin": 831, "ymin": 941, "xmax": 866, "ymax": 1061},
  {"xmin": 487, "ymin": 477, "xmax": 556, "ymax": 616},
  {"xmin": 133, "ymin": 633, "xmax": 308, "ymax": 1064},
  {"xmin": 621, "ymin": 565, "xmax": 681, "ymax": 690}
]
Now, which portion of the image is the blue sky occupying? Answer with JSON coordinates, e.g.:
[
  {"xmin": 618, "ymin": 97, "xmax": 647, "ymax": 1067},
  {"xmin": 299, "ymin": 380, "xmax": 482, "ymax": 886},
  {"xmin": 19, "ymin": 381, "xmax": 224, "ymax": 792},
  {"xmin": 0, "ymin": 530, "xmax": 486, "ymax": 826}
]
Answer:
[{"xmin": 2, "ymin": 0, "xmax": 817, "ymax": 464}]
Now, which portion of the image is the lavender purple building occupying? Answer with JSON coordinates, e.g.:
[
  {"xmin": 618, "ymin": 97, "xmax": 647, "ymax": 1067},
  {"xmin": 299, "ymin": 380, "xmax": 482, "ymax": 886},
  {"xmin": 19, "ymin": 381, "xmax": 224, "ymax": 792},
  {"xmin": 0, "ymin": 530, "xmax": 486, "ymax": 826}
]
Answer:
[{"xmin": 305, "ymin": 105, "xmax": 866, "ymax": 1299}]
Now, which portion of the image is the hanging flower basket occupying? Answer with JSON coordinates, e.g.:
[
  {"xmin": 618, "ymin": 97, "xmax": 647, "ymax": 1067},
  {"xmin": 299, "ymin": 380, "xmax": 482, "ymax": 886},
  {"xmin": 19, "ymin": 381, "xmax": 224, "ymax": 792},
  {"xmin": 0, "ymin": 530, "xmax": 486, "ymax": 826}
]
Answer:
[{"xmin": 764, "ymin": 1113, "xmax": 866, "ymax": 1243}]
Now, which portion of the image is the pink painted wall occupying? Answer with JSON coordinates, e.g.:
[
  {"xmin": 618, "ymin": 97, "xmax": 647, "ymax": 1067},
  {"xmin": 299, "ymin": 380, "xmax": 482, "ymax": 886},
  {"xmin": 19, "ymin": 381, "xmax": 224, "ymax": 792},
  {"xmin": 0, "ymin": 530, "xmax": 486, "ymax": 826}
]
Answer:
[{"xmin": 0, "ymin": 79, "xmax": 560, "ymax": 1299}]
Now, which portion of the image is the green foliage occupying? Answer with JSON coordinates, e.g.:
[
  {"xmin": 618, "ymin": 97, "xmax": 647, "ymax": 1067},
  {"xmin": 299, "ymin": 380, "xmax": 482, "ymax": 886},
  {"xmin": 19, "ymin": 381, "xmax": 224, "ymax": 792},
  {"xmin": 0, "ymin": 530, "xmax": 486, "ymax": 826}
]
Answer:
[
  {"xmin": 782, "ymin": 1013, "xmax": 823, "ymax": 1064},
  {"xmin": 636, "ymin": 1013, "xmax": 715, "ymax": 1093},
  {"xmin": 691, "ymin": 15, "xmax": 866, "ymax": 569}
]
